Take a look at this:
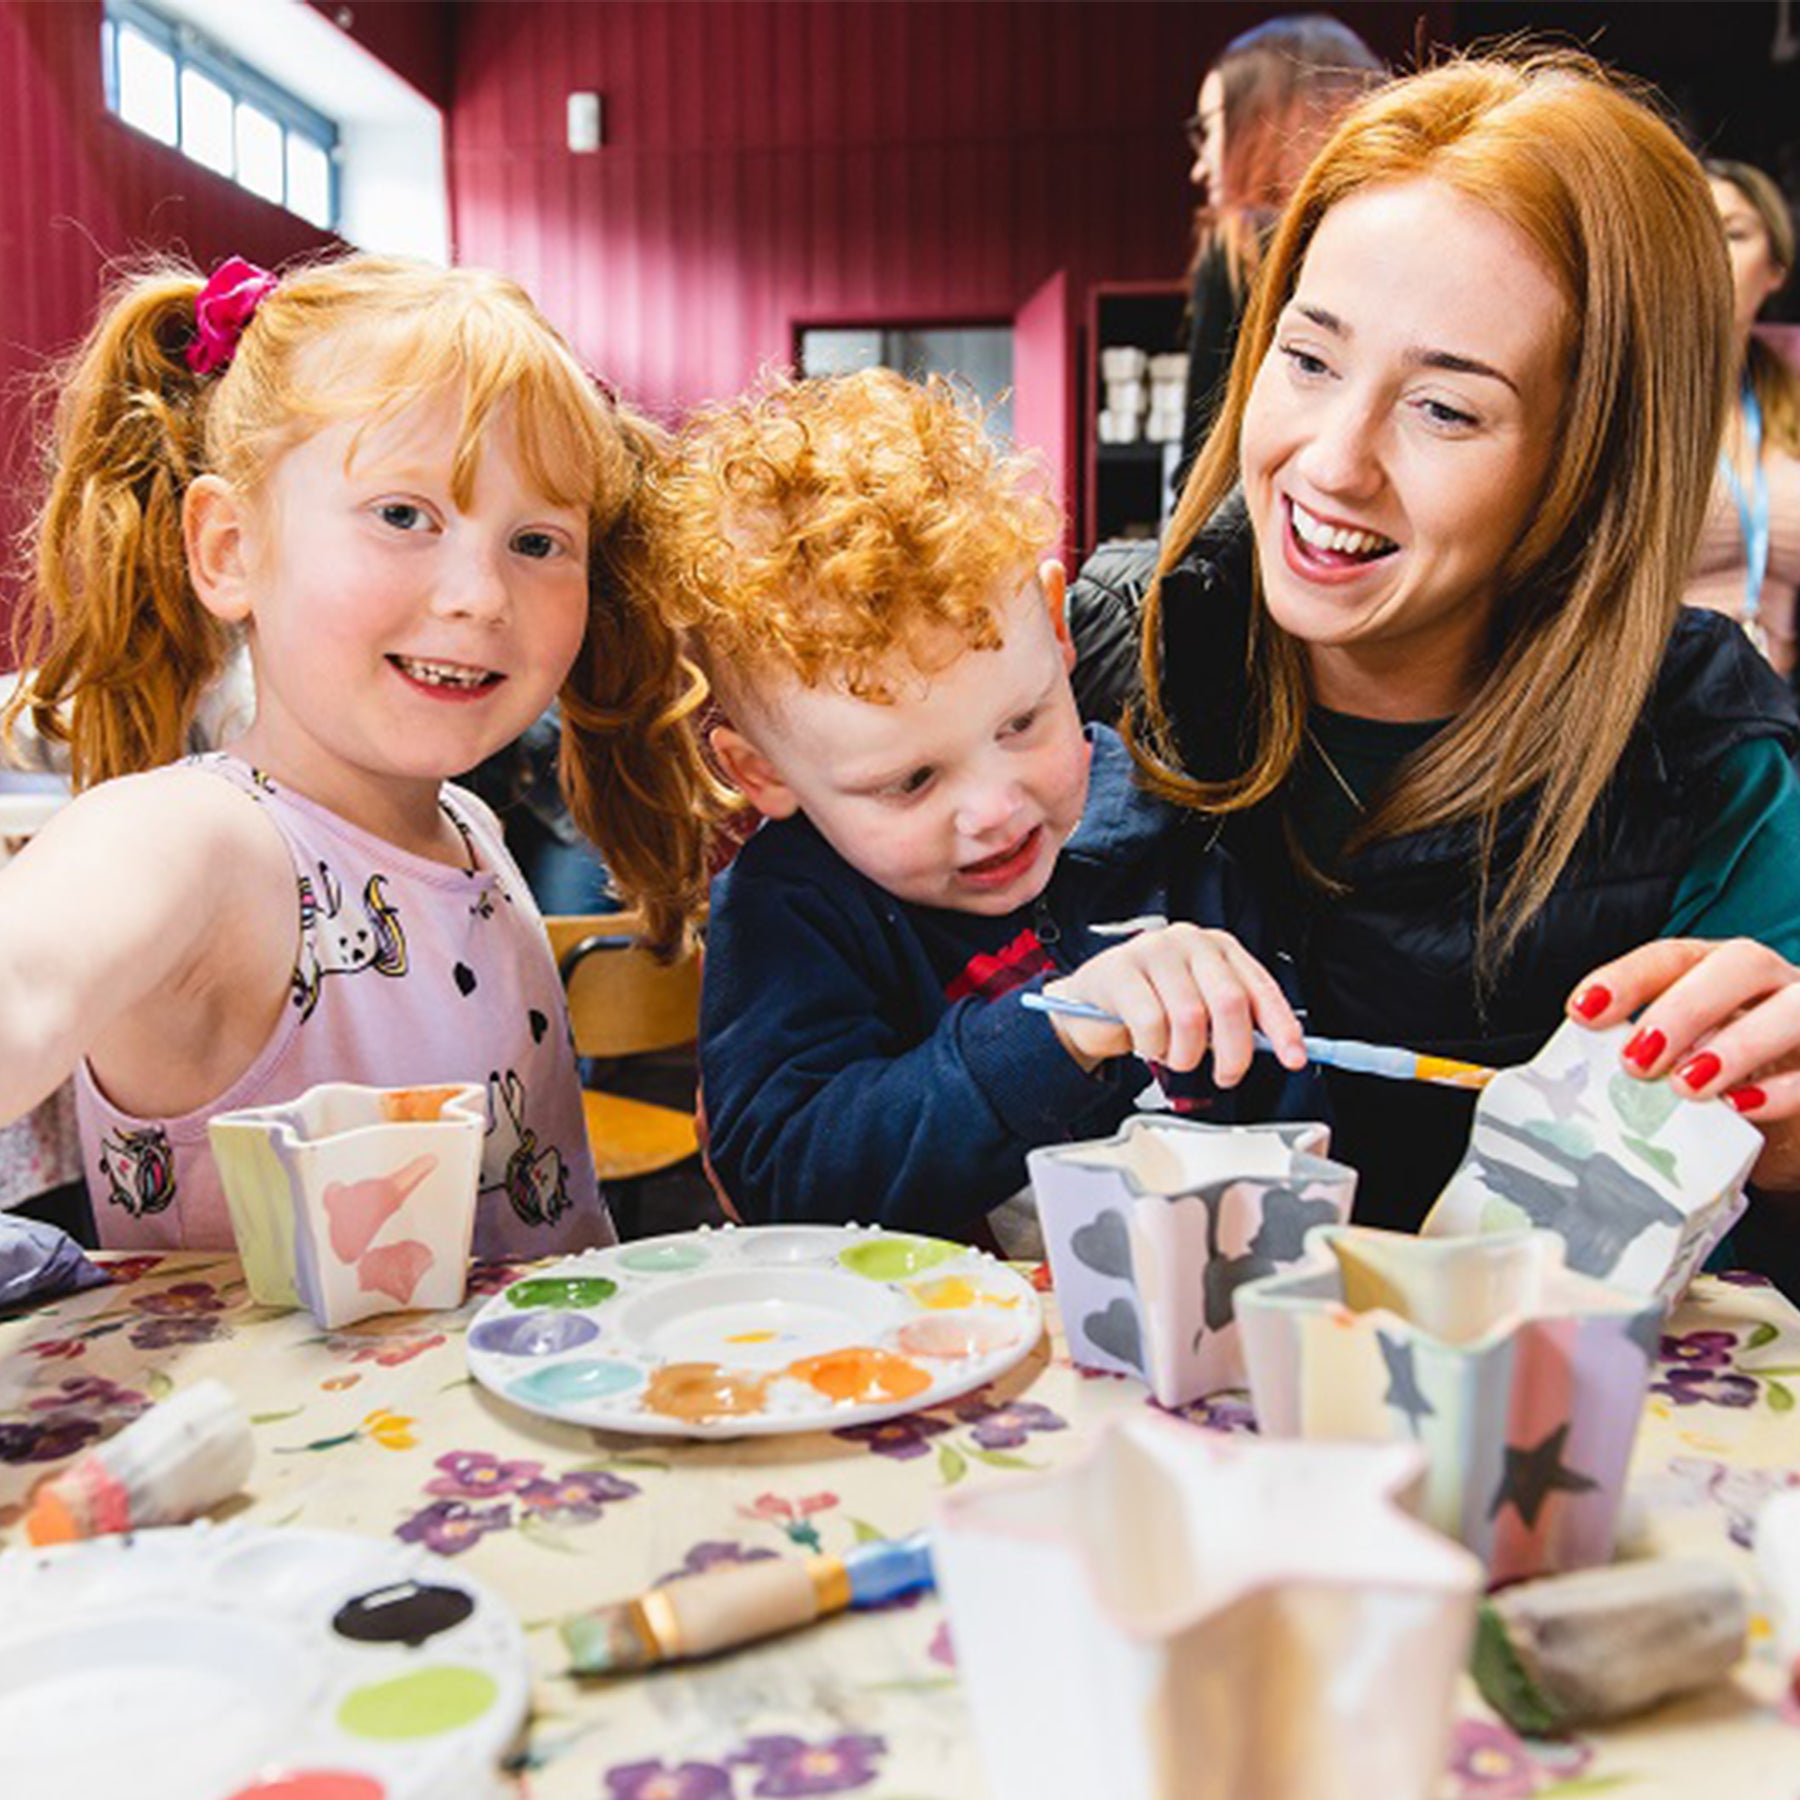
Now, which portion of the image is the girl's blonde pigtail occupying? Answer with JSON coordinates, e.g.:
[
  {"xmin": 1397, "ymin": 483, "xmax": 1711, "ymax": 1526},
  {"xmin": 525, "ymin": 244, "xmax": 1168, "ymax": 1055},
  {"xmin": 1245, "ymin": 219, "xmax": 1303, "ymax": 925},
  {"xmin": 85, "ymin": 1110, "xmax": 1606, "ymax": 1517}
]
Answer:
[
  {"xmin": 5, "ymin": 268, "xmax": 225, "ymax": 786},
  {"xmin": 561, "ymin": 408, "xmax": 731, "ymax": 955}
]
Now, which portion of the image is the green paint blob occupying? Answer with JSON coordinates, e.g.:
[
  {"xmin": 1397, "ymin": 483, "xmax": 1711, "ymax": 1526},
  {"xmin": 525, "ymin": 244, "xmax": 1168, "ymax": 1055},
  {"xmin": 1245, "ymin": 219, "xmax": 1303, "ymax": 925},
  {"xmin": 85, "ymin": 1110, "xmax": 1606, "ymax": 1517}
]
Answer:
[
  {"xmin": 337, "ymin": 1665, "xmax": 497, "ymax": 1742},
  {"xmin": 838, "ymin": 1235, "xmax": 959, "ymax": 1281},
  {"xmin": 1608, "ymin": 1070, "xmax": 1680, "ymax": 1140},
  {"xmin": 505, "ymin": 1275, "xmax": 617, "ymax": 1310},
  {"xmin": 617, "ymin": 1241, "xmax": 708, "ymax": 1274}
]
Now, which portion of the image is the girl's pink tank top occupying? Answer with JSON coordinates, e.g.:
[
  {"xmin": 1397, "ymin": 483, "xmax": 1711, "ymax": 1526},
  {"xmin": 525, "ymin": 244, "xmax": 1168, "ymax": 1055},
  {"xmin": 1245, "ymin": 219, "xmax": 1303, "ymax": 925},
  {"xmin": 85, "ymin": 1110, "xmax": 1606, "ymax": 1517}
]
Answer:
[{"xmin": 76, "ymin": 754, "xmax": 614, "ymax": 1257}]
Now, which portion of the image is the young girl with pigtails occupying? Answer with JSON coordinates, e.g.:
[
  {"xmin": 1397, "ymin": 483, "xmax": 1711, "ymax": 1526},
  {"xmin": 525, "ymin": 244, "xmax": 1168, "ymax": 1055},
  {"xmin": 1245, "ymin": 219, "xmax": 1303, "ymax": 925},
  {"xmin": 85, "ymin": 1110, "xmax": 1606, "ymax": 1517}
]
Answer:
[{"xmin": 0, "ymin": 252, "xmax": 719, "ymax": 1253}]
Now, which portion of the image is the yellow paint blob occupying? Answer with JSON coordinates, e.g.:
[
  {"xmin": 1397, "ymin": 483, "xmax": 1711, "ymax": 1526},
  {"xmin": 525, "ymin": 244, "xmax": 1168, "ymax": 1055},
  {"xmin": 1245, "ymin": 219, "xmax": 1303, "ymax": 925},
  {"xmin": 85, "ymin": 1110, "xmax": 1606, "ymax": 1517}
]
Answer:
[
  {"xmin": 643, "ymin": 1361, "xmax": 771, "ymax": 1422},
  {"xmin": 724, "ymin": 1329, "xmax": 780, "ymax": 1344},
  {"xmin": 909, "ymin": 1276, "xmax": 977, "ymax": 1310},
  {"xmin": 788, "ymin": 1347, "xmax": 933, "ymax": 1403}
]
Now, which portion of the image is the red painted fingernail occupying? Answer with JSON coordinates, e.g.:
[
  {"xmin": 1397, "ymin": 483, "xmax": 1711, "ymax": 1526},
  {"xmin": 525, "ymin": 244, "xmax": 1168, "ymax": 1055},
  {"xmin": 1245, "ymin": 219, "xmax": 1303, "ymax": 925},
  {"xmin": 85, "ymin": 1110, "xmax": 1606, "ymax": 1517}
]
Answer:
[
  {"xmin": 1623, "ymin": 1027, "xmax": 1666, "ymax": 1070},
  {"xmin": 1674, "ymin": 1051, "xmax": 1722, "ymax": 1090},
  {"xmin": 1725, "ymin": 1085, "xmax": 1767, "ymax": 1113},
  {"xmin": 1571, "ymin": 984, "xmax": 1611, "ymax": 1021}
]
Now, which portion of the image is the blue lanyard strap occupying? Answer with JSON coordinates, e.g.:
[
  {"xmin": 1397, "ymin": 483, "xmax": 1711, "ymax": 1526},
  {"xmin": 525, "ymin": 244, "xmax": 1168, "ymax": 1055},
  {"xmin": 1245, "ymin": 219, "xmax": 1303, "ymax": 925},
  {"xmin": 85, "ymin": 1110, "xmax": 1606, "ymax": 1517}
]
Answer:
[{"xmin": 1718, "ymin": 381, "xmax": 1770, "ymax": 620}]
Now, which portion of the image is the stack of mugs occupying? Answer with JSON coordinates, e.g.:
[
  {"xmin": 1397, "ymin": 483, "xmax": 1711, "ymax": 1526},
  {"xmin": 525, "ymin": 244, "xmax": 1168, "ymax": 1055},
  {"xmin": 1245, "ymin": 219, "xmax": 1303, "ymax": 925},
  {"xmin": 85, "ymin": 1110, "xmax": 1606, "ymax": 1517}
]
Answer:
[
  {"xmin": 1145, "ymin": 351, "xmax": 1190, "ymax": 443},
  {"xmin": 1097, "ymin": 345, "xmax": 1147, "ymax": 443}
]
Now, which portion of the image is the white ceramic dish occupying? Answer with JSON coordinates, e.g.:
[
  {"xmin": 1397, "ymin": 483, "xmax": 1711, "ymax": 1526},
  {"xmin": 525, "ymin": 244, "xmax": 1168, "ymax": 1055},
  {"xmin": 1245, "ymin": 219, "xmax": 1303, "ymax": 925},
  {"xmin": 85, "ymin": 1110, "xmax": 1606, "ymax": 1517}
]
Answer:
[
  {"xmin": 466, "ymin": 1224, "xmax": 1043, "ymax": 1438},
  {"xmin": 0, "ymin": 1521, "xmax": 528, "ymax": 1800}
]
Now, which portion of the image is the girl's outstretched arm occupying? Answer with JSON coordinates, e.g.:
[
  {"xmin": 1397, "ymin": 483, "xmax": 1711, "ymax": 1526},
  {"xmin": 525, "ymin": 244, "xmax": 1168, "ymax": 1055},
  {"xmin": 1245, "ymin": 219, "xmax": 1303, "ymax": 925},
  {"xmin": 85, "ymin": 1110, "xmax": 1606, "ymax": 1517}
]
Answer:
[{"xmin": 0, "ymin": 769, "xmax": 293, "ymax": 1125}]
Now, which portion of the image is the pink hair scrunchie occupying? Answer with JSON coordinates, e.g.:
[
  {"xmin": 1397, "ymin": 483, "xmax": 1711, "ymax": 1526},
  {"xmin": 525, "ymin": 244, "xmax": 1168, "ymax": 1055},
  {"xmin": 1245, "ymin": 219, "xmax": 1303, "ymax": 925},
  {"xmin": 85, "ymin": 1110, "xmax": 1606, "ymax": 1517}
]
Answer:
[{"xmin": 186, "ymin": 256, "xmax": 279, "ymax": 376}]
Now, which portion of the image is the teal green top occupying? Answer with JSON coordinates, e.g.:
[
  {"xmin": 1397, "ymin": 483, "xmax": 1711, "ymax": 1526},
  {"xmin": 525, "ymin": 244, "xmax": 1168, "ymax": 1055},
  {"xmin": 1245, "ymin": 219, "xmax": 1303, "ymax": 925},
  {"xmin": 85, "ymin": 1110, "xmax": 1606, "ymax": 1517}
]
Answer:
[{"xmin": 1294, "ymin": 712, "xmax": 1800, "ymax": 956}]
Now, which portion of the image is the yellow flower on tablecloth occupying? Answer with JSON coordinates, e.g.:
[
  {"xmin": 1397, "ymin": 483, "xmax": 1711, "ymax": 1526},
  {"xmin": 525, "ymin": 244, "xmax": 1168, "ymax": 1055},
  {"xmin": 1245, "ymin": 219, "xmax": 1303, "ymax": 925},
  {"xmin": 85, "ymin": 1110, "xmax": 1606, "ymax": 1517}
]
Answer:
[{"xmin": 364, "ymin": 1408, "xmax": 417, "ymax": 1451}]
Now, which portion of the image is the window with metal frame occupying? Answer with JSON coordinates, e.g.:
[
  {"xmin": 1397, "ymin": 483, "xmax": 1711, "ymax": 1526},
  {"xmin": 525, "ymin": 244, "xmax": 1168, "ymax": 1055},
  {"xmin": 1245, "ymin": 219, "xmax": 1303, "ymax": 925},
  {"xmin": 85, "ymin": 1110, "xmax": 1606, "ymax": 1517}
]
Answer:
[{"xmin": 102, "ymin": 0, "xmax": 338, "ymax": 230}]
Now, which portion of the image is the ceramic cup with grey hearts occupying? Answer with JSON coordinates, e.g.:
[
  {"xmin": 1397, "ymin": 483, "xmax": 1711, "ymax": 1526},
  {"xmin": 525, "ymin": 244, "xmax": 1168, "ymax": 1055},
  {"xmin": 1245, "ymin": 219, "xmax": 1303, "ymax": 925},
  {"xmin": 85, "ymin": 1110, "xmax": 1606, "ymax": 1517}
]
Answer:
[
  {"xmin": 210, "ymin": 1080, "xmax": 485, "ymax": 1328},
  {"xmin": 1027, "ymin": 1117, "xmax": 1355, "ymax": 1406}
]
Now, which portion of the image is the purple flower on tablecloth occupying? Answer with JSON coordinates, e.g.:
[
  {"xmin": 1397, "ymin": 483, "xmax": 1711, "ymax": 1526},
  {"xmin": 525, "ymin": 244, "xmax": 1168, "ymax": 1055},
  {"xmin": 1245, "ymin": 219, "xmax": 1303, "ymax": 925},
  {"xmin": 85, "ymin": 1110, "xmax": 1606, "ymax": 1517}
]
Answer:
[
  {"xmin": 26, "ymin": 1376, "xmax": 146, "ymax": 1416},
  {"xmin": 99, "ymin": 1254, "xmax": 164, "ymax": 1284},
  {"xmin": 466, "ymin": 1259, "xmax": 530, "ymax": 1299},
  {"xmin": 729, "ymin": 1732, "xmax": 886, "ymax": 1796},
  {"xmin": 1651, "ymin": 1368, "xmax": 1761, "ymax": 1408},
  {"xmin": 656, "ymin": 1540, "xmax": 780, "ymax": 1586},
  {"xmin": 0, "ymin": 1414, "xmax": 103, "ymax": 1464},
  {"xmin": 833, "ymin": 1414, "xmax": 952, "ymax": 1460},
  {"xmin": 517, "ymin": 1468, "xmax": 640, "ymax": 1522},
  {"xmin": 130, "ymin": 1280, "xmax": 227, "ymax": 1317},
  {"xmin": 1660, "ymin": 1329, "xmax": 1739, "ymax": 1369},
  {"xmin": 1445, "ymin": 1719, "xmax": 1593, "ymax": 1797},
  {"xmin": 1152, "ymin": 1391, "xmax": 1259, "ymax": 1435},
  {"xmin": 953, "ymin": 1397, "xmax": 1066, "ymax": 1450},
  {"xmin": 1716, "ymin": 1269, "xmax": 1773, "ymax": 1288},
  {"xmin": 394, "ymin": 1497, "xmax": 513, "ymax": 1556},
  {"xmin": 129, "ymin": 1314, "xmax": 228, "ymax": 1350},
  {"xmin": 603, "ymin": 1759, "xmax": 734, "ymax": 1800},
  {"xmin": 927, "ymin": 1618, "xmax": 956, "ymax": 1667},
  {"xmin": 424, "ymin": 1449, "xmax": 546, "ymax": 1499},
  {"xmin": 22, "ymin": 1338, "xmax": 86, "ymax": 1362}
]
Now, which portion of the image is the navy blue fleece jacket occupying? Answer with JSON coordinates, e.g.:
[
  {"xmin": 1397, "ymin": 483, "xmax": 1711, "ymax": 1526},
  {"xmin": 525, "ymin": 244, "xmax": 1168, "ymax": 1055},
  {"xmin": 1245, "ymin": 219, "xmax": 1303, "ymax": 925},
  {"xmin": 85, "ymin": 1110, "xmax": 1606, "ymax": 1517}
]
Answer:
[{"xmin": 700, "ymin": 726, "xmax": 1314, "ymax": 1236}]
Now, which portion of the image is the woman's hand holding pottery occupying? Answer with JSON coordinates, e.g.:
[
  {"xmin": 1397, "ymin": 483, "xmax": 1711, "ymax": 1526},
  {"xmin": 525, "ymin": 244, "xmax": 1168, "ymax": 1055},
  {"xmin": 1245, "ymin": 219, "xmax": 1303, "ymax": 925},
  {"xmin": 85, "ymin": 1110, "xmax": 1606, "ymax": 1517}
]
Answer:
[{"xmin": 1570, "ymin": 936, "xmax": 1800, "ymax": 1189}]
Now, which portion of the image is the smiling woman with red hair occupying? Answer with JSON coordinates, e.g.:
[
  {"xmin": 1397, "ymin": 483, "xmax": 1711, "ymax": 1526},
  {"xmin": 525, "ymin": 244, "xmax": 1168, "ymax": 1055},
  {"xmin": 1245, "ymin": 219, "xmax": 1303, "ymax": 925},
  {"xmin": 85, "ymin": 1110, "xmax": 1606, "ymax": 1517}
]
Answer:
[{"xmin": 1120, "ymin": 49, "xmax": 1800, "ymax": 1283}]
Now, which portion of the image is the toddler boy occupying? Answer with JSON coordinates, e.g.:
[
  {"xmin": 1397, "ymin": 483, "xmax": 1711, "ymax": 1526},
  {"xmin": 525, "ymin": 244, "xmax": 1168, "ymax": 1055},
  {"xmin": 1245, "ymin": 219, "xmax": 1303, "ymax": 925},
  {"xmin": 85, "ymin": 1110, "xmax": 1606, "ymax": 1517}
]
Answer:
[{"xmin": 656, "ymin": 369, "xmax": 1311, "ymax": 1244}]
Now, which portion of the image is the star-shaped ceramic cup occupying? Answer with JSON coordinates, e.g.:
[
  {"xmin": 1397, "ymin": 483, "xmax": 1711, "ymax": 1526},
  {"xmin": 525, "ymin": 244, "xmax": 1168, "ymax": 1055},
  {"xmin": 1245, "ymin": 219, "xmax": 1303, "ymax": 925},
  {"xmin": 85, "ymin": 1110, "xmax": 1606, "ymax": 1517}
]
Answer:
[
  {"xmin": 1422, "ymin": 1019, "xmax": 1761, "ymax": 1303},
  {"xmin": 209, "ymin": 1080, "xmax": 485, "ymax": 1327},
  {"xmin": 1027, "ymin": 1117, "xmax": 1354, "ymax": 1406},
  {"xmin": 1236, "ymin": 1223, "xmax": 1663, "ymax": 1584},
  {"xmin": 933, "ymin": 1413, "xmax": 1481, "ymax": 1800}
]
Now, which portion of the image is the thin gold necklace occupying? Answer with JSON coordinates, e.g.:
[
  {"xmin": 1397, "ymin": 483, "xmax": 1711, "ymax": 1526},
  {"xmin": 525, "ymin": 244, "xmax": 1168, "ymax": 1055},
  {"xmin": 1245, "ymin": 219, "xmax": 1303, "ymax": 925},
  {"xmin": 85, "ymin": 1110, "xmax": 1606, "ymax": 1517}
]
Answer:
[{"xmin": 1305, "ymin": 725, "xmax": 1365, "ymax": 814}]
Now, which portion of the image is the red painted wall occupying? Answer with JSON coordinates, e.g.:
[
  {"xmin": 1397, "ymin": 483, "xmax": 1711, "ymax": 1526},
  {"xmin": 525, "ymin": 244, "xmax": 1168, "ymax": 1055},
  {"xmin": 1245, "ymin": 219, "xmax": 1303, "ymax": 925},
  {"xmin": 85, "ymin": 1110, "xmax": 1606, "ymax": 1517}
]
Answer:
[
  {"xmin": 448, "ymin": 1, "xmax": 1439, "ymax": 442},
  {"xmin": 0, "ymin": 0, "xmax": 338, "ymax": 652}
]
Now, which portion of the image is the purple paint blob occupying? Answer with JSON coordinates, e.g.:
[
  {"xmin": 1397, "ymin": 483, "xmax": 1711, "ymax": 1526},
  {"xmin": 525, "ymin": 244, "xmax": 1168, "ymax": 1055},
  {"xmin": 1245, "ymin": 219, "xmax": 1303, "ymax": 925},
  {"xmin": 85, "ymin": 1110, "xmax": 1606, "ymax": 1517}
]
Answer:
[{"xmin": 469, "ymin": 1310, "xmax": 600, "ymax": 1357}]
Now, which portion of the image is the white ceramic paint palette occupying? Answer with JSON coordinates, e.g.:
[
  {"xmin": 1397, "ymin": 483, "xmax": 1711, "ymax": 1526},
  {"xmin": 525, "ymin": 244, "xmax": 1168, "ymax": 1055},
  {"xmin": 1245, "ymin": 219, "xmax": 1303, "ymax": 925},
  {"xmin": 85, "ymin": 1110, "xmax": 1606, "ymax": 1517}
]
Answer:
[
  {"xmin": 0, "ymin": 1522, "xmax": 528, "ymax": 1800},
  {"xmin": 466, "ymin": 1224, "xmax": 1043, "ymax": 1438}
]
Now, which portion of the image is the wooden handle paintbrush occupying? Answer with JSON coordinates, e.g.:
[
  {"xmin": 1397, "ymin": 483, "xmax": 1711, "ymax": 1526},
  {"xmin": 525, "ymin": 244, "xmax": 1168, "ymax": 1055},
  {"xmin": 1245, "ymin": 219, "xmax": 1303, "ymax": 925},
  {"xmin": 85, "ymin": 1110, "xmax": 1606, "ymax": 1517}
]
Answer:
[{"xmin": 561, "ymin": 1532, "xmax": 935, "ymax": 1676}]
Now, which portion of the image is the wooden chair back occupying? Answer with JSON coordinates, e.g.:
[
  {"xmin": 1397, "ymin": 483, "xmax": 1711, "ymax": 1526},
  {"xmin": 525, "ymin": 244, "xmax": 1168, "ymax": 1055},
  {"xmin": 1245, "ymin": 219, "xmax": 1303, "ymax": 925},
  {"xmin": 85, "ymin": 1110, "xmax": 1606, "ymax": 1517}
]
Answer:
[{"xmin": 545, "ymin": 911, "xmax": 702, "ymax": 1061}]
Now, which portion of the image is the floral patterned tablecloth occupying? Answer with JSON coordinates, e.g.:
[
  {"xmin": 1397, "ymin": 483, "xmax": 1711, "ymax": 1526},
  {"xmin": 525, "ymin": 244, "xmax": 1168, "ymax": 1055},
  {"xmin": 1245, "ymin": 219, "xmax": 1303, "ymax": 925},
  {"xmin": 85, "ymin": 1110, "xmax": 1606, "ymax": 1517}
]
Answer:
[{"xmin": 1, "ymin": 1253, "xmax": 1797, "ymax": 1800}]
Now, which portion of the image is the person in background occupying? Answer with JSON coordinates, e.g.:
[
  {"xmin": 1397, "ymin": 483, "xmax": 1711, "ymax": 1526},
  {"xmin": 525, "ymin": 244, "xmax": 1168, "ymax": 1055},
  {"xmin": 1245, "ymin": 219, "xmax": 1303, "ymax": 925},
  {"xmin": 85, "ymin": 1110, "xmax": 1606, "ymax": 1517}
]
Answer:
[
  {"xmin": 1108, "ymin": 51, "xmax": 1800, "ymax": 1285},
  {"xmin": 642, "ymin": 369, "xmax": 1313, "ymax": 1247},
  {"xmin": 465, "ymin": 702, "xmax": 620, "ymax": 917},
  {"xmin": 1683, "ymin": 158, "xmax": 1800, "ymax": 680},
  {"xmin": 1073, "ymin": 13, "xmax": 1385, "ymax": 724},
  {"xmin": 1178, "ymin": 13, "xmax": 1385, "ymax": 475},
  {"xmin": 0, "ymin": 253, "xmax": 716, "ymax": 1252}
]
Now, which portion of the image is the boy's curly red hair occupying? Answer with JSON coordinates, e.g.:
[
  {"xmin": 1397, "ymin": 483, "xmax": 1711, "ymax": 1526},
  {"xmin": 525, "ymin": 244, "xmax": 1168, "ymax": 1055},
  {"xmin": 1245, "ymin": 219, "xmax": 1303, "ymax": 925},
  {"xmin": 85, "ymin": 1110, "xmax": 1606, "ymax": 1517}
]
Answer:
[{"xmin": 652, "ymin": 367, "xmax": 1061, "ymax": 704}]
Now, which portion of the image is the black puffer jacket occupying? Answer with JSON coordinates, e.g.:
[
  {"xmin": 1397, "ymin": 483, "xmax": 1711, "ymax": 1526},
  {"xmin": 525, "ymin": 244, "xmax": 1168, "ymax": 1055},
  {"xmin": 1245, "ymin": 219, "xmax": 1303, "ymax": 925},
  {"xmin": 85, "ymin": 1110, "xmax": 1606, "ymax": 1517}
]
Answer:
[{"xmin": 1067, "ymin": 504, "xmax": 1800, "ymax": 1229}]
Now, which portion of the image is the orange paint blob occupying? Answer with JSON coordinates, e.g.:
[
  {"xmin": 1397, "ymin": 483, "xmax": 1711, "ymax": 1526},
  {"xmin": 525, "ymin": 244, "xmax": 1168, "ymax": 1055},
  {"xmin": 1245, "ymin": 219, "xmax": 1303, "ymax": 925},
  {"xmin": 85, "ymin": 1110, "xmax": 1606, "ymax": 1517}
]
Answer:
[
  {"xmin": 642, "ymin": 1361, "xmax": 771, "ymax": 1422},
  {"xmin": 379, "ymin": 1087, "xmax": 460, "ymax": 1122},
  {"xmin": 788, "ymin": 1347, "xmax": 933, "ymax": 1403}
]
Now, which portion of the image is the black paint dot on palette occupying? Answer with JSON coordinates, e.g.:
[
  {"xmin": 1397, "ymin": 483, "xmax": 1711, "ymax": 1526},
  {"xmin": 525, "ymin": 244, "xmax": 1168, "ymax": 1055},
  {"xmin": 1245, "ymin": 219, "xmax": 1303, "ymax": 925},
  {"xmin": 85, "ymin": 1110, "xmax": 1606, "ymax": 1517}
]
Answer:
[
  {"xmin": 332, "ymin": 1579, "xmax": 475, "ymax": 1647},
  {"xmin": 453, "ymin": 962, "xmax": 478, "ymax": 997},
  {"xmin": 528, "ymin": 1008, "xmax": 549, "ymax": 1044}
]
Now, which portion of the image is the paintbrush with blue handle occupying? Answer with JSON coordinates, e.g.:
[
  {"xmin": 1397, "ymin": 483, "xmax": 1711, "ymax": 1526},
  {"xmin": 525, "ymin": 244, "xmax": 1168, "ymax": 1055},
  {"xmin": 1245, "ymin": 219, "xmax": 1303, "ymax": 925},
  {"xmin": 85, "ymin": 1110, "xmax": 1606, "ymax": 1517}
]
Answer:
[
  {"xmin": 1021, "ymin": 990, "xmax": 1495, "ymax": 1091},
  {"xmin": 561, "ymin": 1531, "xmax": 935, "ymax": 1675}
]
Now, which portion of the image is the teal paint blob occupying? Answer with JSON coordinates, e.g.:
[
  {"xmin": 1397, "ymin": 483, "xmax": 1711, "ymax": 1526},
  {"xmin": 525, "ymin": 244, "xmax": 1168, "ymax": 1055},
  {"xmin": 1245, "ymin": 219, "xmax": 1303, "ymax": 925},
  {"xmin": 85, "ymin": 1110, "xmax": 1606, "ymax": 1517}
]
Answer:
[
  {"xmin": 510, "ymin": 1358, "xmax": 644, "ymax": 1407},
  {"xmin": 504, "ymin": 1275, "xmax": 617, "ymax": 1310},
  {"xmin": 617, "ymin": 1241, "xmax": 709, "ymax": 1274}
]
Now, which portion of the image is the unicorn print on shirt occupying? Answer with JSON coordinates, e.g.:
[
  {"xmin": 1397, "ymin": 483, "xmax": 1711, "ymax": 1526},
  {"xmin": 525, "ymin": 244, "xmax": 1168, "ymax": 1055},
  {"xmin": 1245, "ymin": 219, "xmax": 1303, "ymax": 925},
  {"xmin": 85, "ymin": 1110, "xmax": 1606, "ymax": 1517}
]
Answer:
[
  {"xmin": 97, "ymin": 1123, "xmax": 177, "ymax": 1218},
  {"xmin": 292, "ymin": 861, "xmax": 408, "ymax": 1021},
  {"xmin": 482, "ymin": 1066, "xmax": 573, "ymax": 1228}
]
